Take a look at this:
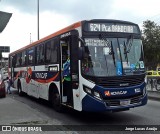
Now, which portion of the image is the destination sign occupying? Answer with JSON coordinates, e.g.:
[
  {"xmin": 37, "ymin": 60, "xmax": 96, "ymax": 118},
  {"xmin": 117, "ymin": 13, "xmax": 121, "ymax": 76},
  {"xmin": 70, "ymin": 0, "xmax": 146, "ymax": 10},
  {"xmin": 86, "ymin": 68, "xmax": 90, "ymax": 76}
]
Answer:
[
  {"xmin": 85, "ymin": 38, "xmax": 110, "ymax": 46},
  {"xmin": 86, "ymin": 23, "xmax": 139, "ymax": 33}
]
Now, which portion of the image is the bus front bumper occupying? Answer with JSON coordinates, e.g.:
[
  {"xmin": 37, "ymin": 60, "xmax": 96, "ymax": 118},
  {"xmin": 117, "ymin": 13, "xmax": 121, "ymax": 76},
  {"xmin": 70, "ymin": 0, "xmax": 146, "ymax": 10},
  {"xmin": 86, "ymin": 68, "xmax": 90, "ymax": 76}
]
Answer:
[{"xmin": 82, "ymin": 93, "xmax": 148, "ymax": 112}]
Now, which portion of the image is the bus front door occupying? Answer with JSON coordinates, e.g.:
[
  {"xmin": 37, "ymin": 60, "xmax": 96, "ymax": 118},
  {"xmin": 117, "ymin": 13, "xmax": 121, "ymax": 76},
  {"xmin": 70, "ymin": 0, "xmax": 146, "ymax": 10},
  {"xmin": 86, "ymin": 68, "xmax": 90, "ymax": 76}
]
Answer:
[{"xmin": 61, "ymin": 41, "xmax": 73, "ymax": 106}]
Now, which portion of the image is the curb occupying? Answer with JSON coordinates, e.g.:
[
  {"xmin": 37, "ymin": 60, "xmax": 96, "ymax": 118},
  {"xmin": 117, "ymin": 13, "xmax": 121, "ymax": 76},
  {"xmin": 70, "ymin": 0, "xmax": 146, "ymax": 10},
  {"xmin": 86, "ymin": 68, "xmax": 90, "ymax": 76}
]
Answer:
[
  {"xmin": 147, "ymin": 90, "xmax": 160, "ymax": 101},
  {"xmin": 148, "ymin": 96, "xmax": 160, "ymax": 101}
]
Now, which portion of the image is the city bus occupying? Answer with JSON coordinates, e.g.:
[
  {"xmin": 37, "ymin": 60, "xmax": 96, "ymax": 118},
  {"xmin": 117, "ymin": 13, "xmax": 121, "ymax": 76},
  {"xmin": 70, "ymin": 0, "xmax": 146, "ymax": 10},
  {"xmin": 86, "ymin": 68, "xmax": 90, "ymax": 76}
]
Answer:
[{"xmin": 8, "ymin": 19, "xmax": 147, "ymax": 112}]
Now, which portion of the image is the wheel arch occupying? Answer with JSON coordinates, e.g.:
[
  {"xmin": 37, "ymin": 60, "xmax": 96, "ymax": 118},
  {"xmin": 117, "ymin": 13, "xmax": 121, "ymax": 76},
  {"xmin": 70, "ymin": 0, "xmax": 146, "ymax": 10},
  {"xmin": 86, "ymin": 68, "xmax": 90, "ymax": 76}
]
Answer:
[{"xmin": 48, "ymin": 83, "xmax": 59, "ymax": 102}]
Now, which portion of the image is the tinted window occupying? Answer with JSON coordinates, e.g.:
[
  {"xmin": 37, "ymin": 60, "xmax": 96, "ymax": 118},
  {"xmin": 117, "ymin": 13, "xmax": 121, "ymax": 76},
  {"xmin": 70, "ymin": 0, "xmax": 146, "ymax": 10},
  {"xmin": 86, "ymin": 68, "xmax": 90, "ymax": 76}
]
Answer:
[
  {"xmin": 45, "ymin": 39, "xmax": 58, "ymax": 63},
  {"xmin": 21, "ymin": 51, "xmax": 27, "ymax": 65},
  {"xmin": 36, "ymin": 44, "xmax": 45, "ymax": 64},
  {"xmin": 28, "ymin": 47, "xmax": 34, "ymax": 65},
  {"xmin": 16, "ymin": 53, "xmax": 22, "ymax": 67}
]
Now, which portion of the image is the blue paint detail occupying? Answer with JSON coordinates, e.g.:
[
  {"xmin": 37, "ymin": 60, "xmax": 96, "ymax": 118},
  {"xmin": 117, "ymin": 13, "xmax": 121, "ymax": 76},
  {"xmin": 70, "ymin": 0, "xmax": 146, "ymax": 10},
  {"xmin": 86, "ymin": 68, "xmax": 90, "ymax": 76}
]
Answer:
[
  {"xmin": 82, "ymin": 93, "xmax": 147, "ymax": 112},
  {"xmin": 82, "ymin": 82, "xmax": 148, "ymax": 112},
  {"xmin": 82, "ymin": 95, "xmax": 106, "ymax": 112},
  {"xmin": 116, "ymin": 62, "xmax": 122, "ymax": 76},
  {"xmin": 94, "ymin": 82, "xmax": 145, "ymax": 99}
]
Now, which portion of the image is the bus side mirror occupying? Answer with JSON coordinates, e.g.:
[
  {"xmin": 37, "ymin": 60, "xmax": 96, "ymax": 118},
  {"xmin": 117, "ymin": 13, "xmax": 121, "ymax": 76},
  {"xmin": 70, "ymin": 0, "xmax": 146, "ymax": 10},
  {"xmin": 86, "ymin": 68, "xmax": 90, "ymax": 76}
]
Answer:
[{"xmin": 78, "ymin": 47, "xmax": 84, "ymax": 60}]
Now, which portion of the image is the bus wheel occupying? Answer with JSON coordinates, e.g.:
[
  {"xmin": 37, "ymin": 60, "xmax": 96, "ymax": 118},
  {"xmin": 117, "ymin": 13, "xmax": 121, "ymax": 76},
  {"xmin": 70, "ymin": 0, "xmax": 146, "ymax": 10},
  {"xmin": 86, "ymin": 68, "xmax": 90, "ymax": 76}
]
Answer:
[
  {"xmin": 18, "ymin": 82, "xmax": 23, "ymax": 96},
  {"xmin": 52, "ymin": 92, "xmax": 63, "ymax": 112}
]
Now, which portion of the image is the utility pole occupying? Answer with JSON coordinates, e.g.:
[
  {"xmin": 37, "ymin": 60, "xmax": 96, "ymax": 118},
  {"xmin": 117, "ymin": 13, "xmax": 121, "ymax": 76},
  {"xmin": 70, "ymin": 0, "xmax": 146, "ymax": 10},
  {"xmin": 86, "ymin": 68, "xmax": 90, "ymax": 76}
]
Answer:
[
  {"xmin": 37, "ymin": 0, "xmax": 39, "ymax": 40},
  {"xmin": 30, "ymin": 33, "xmax": 32, "ymax": 44}
]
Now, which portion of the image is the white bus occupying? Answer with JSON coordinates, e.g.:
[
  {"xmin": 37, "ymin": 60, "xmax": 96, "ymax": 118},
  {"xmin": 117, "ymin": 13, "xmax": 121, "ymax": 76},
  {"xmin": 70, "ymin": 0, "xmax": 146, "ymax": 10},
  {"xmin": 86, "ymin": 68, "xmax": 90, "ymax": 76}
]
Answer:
[{"xmin": 9, "ymin": 19, "xmax": 147, "ymax": 112}]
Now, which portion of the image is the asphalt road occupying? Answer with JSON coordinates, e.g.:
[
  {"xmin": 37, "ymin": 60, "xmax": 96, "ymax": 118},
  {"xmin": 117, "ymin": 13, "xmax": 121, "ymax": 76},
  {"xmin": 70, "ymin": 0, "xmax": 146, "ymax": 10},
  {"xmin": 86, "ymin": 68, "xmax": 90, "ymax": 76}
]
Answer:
[{"xmin": 3, "ymin": 89, "xmax": 160, "ymax": 134}]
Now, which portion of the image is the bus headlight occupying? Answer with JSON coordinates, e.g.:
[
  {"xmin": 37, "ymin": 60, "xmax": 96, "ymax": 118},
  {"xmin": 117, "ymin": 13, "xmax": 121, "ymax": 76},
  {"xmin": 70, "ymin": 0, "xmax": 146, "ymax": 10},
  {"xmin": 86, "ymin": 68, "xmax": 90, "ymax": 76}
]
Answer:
[
  {"xmin": 83, "ymin": 85, "xmax": 102, "ymax": 100},
  {"xmin": 93, "ymin": 91, "xmax": 102, "ymax": 100},
  {"xmin": 83, "ymin": 86, "xmax": 92, "ymax": 94}
]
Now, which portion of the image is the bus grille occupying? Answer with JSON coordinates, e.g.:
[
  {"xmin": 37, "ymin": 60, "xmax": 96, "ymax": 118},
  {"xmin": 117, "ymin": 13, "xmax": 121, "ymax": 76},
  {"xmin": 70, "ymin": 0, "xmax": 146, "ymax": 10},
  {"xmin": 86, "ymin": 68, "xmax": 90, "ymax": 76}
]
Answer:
[
  {"xmin": 105, "ymin": 95, "xmax": 143, "ymax": 107},
  {"xmin": 97, "ymin": 75, "xmax": 145, "ymax": 88}
]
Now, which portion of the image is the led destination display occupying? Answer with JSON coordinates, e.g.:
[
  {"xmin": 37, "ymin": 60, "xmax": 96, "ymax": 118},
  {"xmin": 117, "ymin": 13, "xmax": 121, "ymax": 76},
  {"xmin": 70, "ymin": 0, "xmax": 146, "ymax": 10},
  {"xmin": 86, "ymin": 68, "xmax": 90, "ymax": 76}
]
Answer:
[{"xmin": 86, "ymin": 22, "xmax": 140, "ymax": 33}]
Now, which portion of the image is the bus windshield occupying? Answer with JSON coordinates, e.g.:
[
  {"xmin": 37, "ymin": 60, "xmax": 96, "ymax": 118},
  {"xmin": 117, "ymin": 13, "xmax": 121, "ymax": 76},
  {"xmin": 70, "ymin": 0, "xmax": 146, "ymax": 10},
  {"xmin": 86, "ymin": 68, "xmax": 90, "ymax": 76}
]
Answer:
[{"xmin": 82, "ymin": 38, "xmax": 145, "ymax": 77}]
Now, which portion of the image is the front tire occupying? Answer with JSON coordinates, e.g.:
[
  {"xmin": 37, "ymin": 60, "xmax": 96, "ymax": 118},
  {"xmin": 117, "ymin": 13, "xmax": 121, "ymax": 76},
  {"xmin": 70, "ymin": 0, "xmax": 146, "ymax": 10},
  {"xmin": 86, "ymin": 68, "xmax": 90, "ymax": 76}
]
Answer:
[{"xmin": 52, "ymin": 92, "xmax": 63, "ymax": 112}]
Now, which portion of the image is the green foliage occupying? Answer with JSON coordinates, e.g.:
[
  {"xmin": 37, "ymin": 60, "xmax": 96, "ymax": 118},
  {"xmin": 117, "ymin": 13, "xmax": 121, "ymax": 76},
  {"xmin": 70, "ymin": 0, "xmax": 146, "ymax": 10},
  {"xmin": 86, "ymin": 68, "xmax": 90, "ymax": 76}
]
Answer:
[{"xmin": 142, "ymin": 20, "xmax": 160, "ymax": 69}]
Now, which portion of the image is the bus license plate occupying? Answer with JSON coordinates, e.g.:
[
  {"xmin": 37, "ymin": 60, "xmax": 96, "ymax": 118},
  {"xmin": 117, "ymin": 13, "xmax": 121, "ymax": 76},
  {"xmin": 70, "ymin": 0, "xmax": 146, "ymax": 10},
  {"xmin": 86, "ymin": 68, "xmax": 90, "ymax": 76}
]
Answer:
[{"xmin": 120, "ymin": 100, "xmax": 130, "ymax": 106}]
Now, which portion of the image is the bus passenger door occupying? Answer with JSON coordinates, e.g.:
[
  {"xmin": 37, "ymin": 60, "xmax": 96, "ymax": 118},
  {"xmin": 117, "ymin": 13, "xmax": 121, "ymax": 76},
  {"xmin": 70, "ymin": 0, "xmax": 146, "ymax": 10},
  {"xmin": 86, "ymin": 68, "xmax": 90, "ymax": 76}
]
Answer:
[
  {"xmin": 60, "ymin": 40, "xmax": 73, "ymax": 106},
  {"xmin": 60, "ymin": 31, "xmax": 80, "ymax": 109},
  {"xmin": 10, "ymin": 56, "xmax": 15, "ymax": 80}
]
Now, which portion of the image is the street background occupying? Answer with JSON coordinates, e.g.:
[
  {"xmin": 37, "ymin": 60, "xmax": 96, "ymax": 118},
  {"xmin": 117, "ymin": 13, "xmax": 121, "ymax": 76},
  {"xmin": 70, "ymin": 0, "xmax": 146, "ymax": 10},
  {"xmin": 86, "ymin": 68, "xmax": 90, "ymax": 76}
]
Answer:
[{"xmin": 0, "ymin": 83, "xmax": 159, "ymax": 134}]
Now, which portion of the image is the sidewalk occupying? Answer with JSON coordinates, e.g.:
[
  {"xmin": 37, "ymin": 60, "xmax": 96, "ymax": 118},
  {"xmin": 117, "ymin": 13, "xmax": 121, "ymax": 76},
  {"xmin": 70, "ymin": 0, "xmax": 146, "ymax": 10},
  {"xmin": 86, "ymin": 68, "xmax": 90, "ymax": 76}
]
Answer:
[
  {"xmin": 0, "ymin": 88, "xmax": 75, "ymax": 134},
  {"xmin": 147, "ymin": 90, "xmax": 160, "ymax": 101},
  {"xmin": 146, "ymin": 83, "xmax": 160, "ymax": 101}
]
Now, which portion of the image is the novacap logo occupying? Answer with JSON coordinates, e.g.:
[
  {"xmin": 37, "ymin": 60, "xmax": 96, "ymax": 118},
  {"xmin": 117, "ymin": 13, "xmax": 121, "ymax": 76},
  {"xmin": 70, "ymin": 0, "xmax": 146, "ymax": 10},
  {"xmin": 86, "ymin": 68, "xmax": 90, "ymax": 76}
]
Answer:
[
  {"xmin": 105, "ymin": 91, "xmax": 127, "ymax": 96},
  {"xmin": 104, "ymin": 91, "xmax": 111, "ymax": 96},
  {"xmin": 26, "ymin": 67, "xmax": 32, "ymax": 83}
]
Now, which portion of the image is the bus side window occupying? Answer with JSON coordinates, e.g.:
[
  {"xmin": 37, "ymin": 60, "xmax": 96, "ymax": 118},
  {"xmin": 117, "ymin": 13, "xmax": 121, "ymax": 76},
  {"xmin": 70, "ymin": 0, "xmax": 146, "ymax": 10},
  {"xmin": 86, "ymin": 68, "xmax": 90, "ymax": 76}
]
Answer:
[
  {"xmin": 28, "ymin": 47, "xmax": 35, "ymax": 65},
  {"xmin": 21, "ymin": 51, "xmax": 27, "ymax": 66},
  {"xmin": 36, "ymin": 44, "xmax": 45, "ymax": 64},
  {"xmin": 45, "ymin": 39, "xmax": 58, "ymax": 64},
  {"xmin": 16, "ymin": 53, "xmax": 22, "ymax": 67},
  {"xmin": 12, "ymin": 55, "xmax": 16, "ymax": 67},
  {"xmin": 45, "ymin": 41, "xmax": 51, "ymax": 63},
  {"xmin": 50, "ymin": 40, "xmax": 58, "ymax": 63}
]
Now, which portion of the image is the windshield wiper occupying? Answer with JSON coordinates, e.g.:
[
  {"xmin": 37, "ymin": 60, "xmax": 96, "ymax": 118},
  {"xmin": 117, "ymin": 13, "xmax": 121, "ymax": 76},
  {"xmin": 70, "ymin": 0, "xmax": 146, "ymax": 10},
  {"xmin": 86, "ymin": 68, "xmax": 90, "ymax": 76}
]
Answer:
[
  {"xmin": 110, "ymin": 41, "xmax": 116, "ymax": 66},
  {"xmin": 99, "ymin": 34, "xmax": 116, "ymax": 67},
  {"xmin": 126, "ymin": 35, "xmax": 133, "ymax": 53},
  {"xmin": 123, "ymin": 41, "xmax": 129, "ymax": 63},
  {"xmin": 123, "ymin": 35, "xmax": 133, "ymax": 64}
]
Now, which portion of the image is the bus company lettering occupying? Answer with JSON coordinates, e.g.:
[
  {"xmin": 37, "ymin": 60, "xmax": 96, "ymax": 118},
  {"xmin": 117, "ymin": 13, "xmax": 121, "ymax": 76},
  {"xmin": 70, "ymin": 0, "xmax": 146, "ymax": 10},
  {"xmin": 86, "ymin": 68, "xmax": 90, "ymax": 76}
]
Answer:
[
  {"xmin": 60, "ymin": 32, "xmax": 71, "ymax": 38},
  {"xmin": 35, "ymin": 73, "xmax": 47, "ymax": 79},
  {"xmin": 105, "ymin": 91, "xmax": 127, "ymax": 96}
]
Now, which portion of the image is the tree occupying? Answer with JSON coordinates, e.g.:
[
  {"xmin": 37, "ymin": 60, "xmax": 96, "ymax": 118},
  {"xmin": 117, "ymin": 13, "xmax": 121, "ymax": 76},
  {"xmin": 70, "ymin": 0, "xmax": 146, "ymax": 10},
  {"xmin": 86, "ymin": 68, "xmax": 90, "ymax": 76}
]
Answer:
[{"xmin": 142, "ymin": 20, "xmax": 160, "ymax": 69}]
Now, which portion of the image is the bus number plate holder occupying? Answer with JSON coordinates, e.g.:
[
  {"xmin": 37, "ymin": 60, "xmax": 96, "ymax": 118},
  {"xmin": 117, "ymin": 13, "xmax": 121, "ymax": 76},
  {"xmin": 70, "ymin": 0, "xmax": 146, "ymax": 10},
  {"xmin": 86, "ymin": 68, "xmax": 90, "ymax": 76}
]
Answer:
[{"xmin": 120, "ymin": 100, "xmax": 130, "ymax": 106}]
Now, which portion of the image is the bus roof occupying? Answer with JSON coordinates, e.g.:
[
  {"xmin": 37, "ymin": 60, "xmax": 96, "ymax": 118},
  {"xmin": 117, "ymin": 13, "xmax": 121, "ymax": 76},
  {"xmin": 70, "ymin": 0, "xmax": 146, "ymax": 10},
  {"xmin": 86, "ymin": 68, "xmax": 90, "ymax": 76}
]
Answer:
[
  {"xmin": 9, "ymin": 19, "xmax": 140, "ymax": 56},
  {"xmin": 9, "ymin": 21, "xmax": 81, "ymax": 56}
]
